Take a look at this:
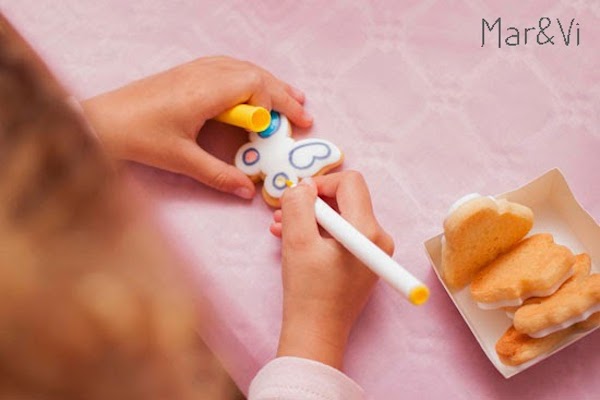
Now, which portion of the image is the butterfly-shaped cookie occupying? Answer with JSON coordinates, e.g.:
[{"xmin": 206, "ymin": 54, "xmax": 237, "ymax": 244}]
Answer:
[{"xmin": 234, "ymin": 111, "xmax": 343, "ymax": 207}]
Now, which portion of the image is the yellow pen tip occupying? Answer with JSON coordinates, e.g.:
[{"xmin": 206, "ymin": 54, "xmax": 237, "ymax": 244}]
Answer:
[
  {"xmin": 409, "ymin": 285, "xmax": 430, "ymax": 306},
  {"xmin": 214, "ymin": 104, "xmax": 271, "ymax": 132},
  {"xmin": 252, "ymin": 107, "xmax": 271, "ymax": 132}
]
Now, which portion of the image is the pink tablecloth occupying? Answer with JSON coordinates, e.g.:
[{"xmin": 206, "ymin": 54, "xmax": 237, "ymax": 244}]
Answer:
[{"xmin": 3, "ymin": 1, "xmax": 599, "ymax": 398}]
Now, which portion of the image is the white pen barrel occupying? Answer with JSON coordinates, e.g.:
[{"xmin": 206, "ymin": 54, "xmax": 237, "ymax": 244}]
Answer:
[{"xmin": 314, "ymin": 197, "xmax": 424, "ymax": 300}]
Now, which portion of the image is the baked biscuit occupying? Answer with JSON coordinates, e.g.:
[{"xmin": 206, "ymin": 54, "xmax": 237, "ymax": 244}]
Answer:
[
  {"xmin": 442, "ymin": 195, "xmax": 533, "ymax": 289},
  {"xmin": 504, "ymin": 253, "xmax": 591, "ymax": 318},
  {"xmin": 496, "ymin": 313, "xmax": 600, "ymax": 367},
  {"xmin": 496, "ymin": 325, "xmax": 571, "ymax": 366},
  {"xmin": 471, "ymin": 234, "xmax": 575, "ymax": 310},
  {"xmin": 576, "ymin": 312, "xmax": 600, "ymax": 331},
  {"xmin": 513, "ymin": 254, "xmax": 600, "ymax": 338}
]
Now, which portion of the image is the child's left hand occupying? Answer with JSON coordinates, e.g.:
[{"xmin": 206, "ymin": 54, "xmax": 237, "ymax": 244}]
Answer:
[{"xmin": 82, "ymin": 56, "xmax": 312, "ymax": 199}]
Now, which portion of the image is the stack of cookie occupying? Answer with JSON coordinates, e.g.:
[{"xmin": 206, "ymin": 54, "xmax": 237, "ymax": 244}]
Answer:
[{"xmin": 441, "ymin": 196, "xmax": 600, "ymax": 366}]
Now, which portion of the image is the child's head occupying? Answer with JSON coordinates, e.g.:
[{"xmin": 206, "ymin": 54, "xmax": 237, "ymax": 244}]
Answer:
[{"xmin": 0, "ymin": 14, "xmax": 237, "ymax": 399}]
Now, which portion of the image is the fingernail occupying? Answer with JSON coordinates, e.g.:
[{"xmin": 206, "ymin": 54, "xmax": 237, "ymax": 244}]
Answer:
[
  {"xmin": 234, "ymin": 187, "xmax": 254, "ymax": 199},
  {"xmin": 301, "ymin": 110, "xmax": 313, "ymax": 123}
]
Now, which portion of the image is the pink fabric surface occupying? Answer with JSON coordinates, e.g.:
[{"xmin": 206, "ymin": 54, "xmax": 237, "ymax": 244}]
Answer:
[{"xmin": 3, "ymin": 1, "xmax": 599, "ymax": 398}]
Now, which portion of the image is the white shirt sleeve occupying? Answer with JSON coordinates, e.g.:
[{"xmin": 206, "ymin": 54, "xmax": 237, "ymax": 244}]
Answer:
[{"xmin": 248, "ymin": 356, "xmax": 365, "ymax": 400}]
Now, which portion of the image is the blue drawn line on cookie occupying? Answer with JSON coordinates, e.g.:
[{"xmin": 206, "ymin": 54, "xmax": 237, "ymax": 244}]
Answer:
[
  {"xmin": 242, "ymin": 148, "xmax": 260, "ymax": 166},
  {"xmin": 288, "ymin": 142, "xmax": 332, "ymax": 170},
  {"xmin": 258, "ymin": 111, "xmax": 281, "ymax": 138},
  {"xmin": 272, "ymin": 172, "xmax": 290, "ymax": 190}
]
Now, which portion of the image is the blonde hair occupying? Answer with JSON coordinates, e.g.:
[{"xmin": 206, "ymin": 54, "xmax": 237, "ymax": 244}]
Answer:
[{"xmin": 0, "ymin": 14, "xmax": 238, "ymax": 399}]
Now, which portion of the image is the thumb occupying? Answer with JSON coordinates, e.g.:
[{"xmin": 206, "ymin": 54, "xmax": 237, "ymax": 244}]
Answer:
[
  {"xmin": 281, "ymin": 179, "xmax": 319, "ymax": 249},
  {"xmin": 178, "ymin": 142, "xmax": 255, "ymax": 199}
]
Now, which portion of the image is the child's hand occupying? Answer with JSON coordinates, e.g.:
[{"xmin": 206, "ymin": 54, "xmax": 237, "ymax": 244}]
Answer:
[
  {"xmin": 271, "ymin": 172, "xmax": 394, "ymax": 369},
  {"xmin": 82, "ymin": 56, "xmax": 312, "ymax": 199}
]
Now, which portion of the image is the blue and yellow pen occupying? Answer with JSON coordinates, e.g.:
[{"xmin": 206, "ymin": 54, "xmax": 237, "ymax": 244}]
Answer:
[{"xmin": 215, "ymin": 104, "xmax": 271, "ymax": 132}]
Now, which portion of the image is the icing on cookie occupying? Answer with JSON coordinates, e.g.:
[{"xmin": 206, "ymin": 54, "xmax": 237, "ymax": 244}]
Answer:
[
  {"xmin": 235, "ymin": 111, "xmax": 342, "ymax": 204},
  {"xmin": 447, "ymin": 193, "xmax": 495, "ymax": 215}
]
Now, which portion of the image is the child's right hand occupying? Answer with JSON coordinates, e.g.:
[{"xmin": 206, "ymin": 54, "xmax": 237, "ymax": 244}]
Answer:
[{"xmin": 270, "ymin": 171, "xmax": 394, "ymax": 370}]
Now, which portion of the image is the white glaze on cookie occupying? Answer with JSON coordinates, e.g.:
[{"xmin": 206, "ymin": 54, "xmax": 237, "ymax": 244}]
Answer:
[
  {"xmin": 447, "ymin": 193, "xmax": 495, "ymax": 215},
  {"xmin": 234, "ymin": 111, "xmax": 342, "ymax": 202}
]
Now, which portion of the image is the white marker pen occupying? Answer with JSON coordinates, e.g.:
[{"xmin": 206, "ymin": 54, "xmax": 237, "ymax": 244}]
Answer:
[{"xmin": 287, "ymin": 180, "xmax": 429, "ymax": 305}]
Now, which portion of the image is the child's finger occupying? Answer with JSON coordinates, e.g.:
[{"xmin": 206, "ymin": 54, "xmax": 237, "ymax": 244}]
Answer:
[
  {"xmin": 283, "ymin": 82, "xmax": 305, "ymax": 104},
  {"xmin": 281, "ymin": 180, "xmax": 319, "ymax": 249},
  {"xmin": 313, "ymin": 172, "xmax": 394, "ymax": 255},
  {"xmin": 313, "ymin": 171, "xmax": 375, "ymax": 227},
  {"xmin": 269, "ymin": 222, "xmax": 282, "ymax": 238},
  {"xmin": 273, "ymin": 209, "xmax": 282, "ymax": 223},
  {"xmin": 272, "ymin": 90, "xmax": 312, "ymax": 128},
  {"xmin": 177, "ymin": 141, "xmax": 255, "ymax": 199},
  {"xmin": 247, "ymin": 90, "xmax": 272, "ymax": 111}
]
